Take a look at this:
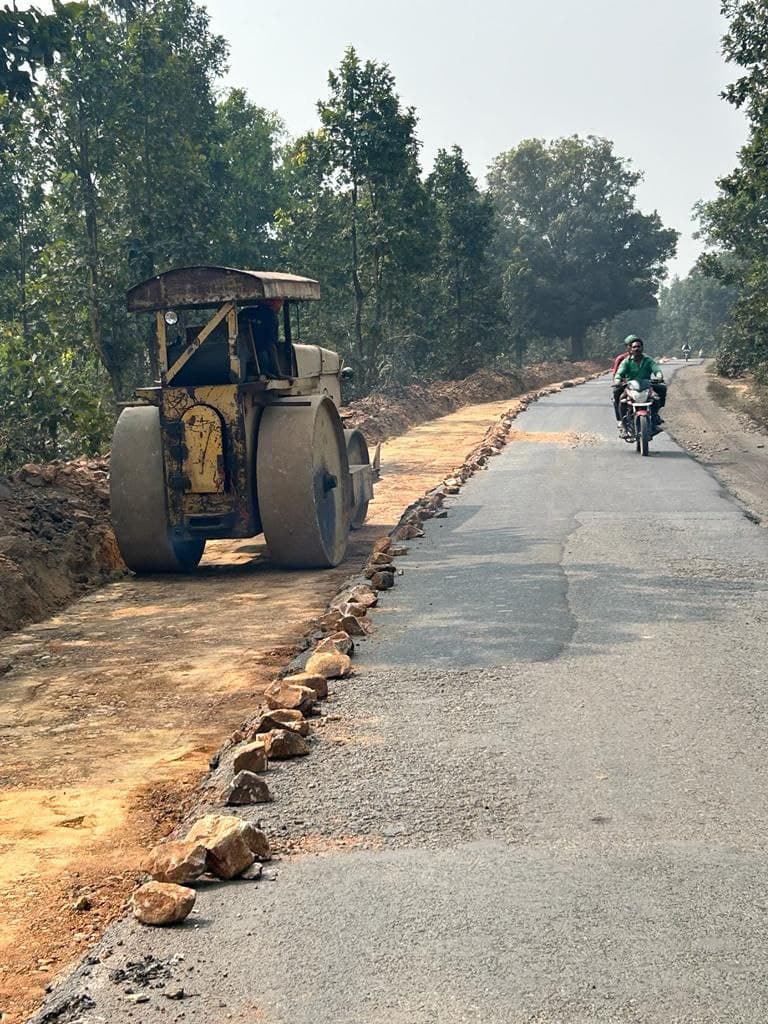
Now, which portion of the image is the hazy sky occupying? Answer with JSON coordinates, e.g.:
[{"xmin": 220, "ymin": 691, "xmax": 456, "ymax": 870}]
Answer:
[{"xmin": 203, "ymin": 0, "xmax": 746, "ymax": 279}]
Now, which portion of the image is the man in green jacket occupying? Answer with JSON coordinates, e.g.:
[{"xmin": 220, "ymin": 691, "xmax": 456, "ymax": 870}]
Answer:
[{"xmin": 614, "ymin": 336, "xmax": 667, "ymax": 432}]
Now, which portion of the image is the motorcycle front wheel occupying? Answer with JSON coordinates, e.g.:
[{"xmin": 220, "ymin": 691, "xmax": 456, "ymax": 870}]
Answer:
[{"xmin": 639, "ymin": 415, "xmax": 650, "ymax": 456}]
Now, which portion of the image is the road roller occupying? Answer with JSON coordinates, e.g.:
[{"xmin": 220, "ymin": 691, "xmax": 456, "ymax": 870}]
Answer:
[{"xmin": 110, "ymin": 265, "xmax": 378, "ymax": 572}]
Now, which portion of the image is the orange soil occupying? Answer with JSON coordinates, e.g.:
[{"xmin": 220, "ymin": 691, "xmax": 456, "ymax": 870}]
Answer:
[{"xmin": 0, "ymin": 390, "xmax": 546, "ymax": 1022}]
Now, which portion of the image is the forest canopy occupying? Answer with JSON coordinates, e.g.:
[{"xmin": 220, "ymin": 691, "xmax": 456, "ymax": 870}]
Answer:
[{"xmin": 0, "ymin": 1, "xmax": 688, "ymax": 471}]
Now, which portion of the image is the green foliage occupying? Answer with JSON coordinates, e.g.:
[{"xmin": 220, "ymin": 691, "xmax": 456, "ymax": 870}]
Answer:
[
  {"xmin": 0, "ymin": 1, "xmax": 84, "ymax": 100},
  {"xmin": 697, "ymin": 1, "xmax": 768, "ymax": 379},
  {"xmin": 421, "ymin": 146, "xmax": 504, "ymax": 375},
  {"xmin": 301, "ymin": 48, "xmax": 437, "ymax": 390},
  {"xmin": 215, "ymin": 89, "xmax": 285, "ymax": 268},
  {"xmin": 586, "ymin": 307, "xmax": 659, "ymax": 362},
  {"xmin": 0, "ymin": 20, "xmax": 685, "ymax": 471},
  {"xmin": 488, "ymin": 136, "xmax": 678, "ymax": 360},
  {"xmin": 656, "ymin": 270, "xmax": 737, "ymax": 356}
]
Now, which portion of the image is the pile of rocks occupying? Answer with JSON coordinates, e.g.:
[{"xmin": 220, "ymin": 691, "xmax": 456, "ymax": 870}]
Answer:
[
  {"xmin": 130, "ymin": 567, "xmax": 396, "ymax": 926},
  {"xmin": 14, "ymin": 455, "xmax": 110, "ymax": 500},
  {"xmin": 132, "ymin": 814, "xmax": 271, "ymax": 925}
]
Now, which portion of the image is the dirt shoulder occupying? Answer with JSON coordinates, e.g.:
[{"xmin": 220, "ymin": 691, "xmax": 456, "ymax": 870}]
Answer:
[
  {"xmin": 664, "ymin": 360, "xmax": 768, "ymax": 525},
  {"xmin": 0, "ymin": 368, "xmax": 595, "ymax": 1023},
  {"xmin": 0, "ymin": 363, "xmax": 600, "ymax": 640}
]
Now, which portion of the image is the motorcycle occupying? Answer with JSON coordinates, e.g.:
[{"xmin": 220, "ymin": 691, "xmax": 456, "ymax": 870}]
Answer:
[{"xmin": 618, "ymin": 376, "xmax": 664, "ymax": 456}]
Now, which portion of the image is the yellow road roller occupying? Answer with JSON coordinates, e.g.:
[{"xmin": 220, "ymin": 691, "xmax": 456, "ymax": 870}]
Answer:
[{"xmin": 110, "ymin": 266, "xmax": 378, "ymax": 572}]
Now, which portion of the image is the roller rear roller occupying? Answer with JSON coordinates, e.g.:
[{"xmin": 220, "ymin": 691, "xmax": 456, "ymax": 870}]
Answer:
[{"xmin": 110, "ymin": 405, "xmax": 205, "ymax": 573}]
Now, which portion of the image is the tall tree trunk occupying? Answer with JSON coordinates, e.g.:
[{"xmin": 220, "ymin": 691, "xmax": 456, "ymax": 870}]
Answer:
[
  {"xmin": 17, "ymin": 205, "xmax": 30, "ymax": 349},
  {"xmin": 350, "ymin": 181, "xmax": 366, "ymax": 384},
  {"xmin": 515, "ymin": 334, "xmax": 525, "ymax": 367},
  {"xmin": 75, "ymin": 95, "xmax": 122, "ymax": 400}
]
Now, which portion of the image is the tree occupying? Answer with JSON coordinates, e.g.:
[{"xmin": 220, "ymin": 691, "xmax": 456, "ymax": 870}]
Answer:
[
  {"xmin": 488, "ymin": 136, "xmax": 678, "ymax": 360},
  {"xmin": 697, "ymin": 1, "xmax": 768, "ymax": 379},
  {"xmin": 33, "ymin": 0, "xmax": 229, "ymax": 399},
  {"xmin": 309, "ymin": 47, "xmax": 436, "ymax": 388},
  {"xmin": 422, "ymin": 146, "xmax": 503, "ymax": 375},
  {"xmin": 215, "ymin": 88, "xmax": 284, "ymax": 269},
  {"xmin": 656, "ymin": 270, "xmax": 737, "ymax": 356}
]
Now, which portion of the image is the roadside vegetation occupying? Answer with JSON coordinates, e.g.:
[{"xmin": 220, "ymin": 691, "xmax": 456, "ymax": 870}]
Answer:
[
  {"xmin": 2, "ymin": 0, "xmax": 766, "ymax": 472},
  {"xmin": 697, "ymin": 1, "xmax": 768, "ymax": 385}
]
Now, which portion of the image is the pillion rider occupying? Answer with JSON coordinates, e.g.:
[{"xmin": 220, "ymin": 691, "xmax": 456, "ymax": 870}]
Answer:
[
  {"xmin": 610, "ymin": 336, "xmax": 633, "ymax": 428},
  {"xmin": 613, "ymin": 336, "xmax": 667, "ymax": 432}
]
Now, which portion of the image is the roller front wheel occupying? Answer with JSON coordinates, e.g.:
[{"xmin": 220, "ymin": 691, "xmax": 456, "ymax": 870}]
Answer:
[{"xmin": 257, "ymin": 396, "xmax": 351, "ymax": 568}]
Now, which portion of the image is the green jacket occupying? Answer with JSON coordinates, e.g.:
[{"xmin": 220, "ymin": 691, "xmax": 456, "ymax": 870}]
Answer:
[{"xmin": 614, "ymin": 354, "xmax": 662, "ymax": 381}]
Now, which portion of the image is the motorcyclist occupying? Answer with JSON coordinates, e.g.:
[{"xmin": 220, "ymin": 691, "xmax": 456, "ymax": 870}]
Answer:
[
  {"xmin": 681, "ymin": 342, "xmax": 691, "ymax": 361},
  {"xmin": 614, "ymin": 337, "xmax": 667, "ymax": 433}
]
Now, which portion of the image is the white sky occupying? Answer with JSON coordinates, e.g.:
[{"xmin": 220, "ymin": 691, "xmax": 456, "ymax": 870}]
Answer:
[{"xmin": 203, "ymin": 0, "xmax": 747, "ymax": 279}]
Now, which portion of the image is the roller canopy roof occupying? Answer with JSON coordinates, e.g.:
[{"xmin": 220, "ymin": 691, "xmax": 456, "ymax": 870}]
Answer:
[{"xmin": 126, "ymin": 266, "xmax": 321, "ymax": 311}]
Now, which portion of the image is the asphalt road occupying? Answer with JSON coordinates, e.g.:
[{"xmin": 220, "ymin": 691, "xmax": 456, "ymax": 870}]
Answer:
[{"xmin": 34, "ymin": 370, "xmax": 768, "ymax": 1024}]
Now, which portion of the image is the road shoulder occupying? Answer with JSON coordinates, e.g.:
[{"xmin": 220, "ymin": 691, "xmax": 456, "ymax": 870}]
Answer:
[{"xmin": 664, "ymin": 360, "xmax": 768, "ymax": 525}]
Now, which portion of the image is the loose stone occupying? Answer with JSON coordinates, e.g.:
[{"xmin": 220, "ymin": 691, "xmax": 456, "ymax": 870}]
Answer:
[
  {"xmin": 131, "ymin": 882, "xmax": 195, "ymax": 927},
  {"xmin": 305, "ymin": 650, "xmax": 353, "ymax": 679},
  {"xmin": 232, "ymin": 742, "xmax": 268, "ymax": 775},
  {"xmin": 370, "ymin": 571, "xmax": 395, "ymax": 590},
  {"xmin": 313, "ymin": 630, "xmax": 354, "ymax": 655},
  {"xmin": 364, "ymin": 563, "xmax": 395, "ymax": 579},
  {"xmin": 332, "ymin": 584, "xmax": 378, "ymax": 609},
  {"xmin": 224, "ymin": 770, "xmax": 273, "ymax": 807},
  {"xmin": 186, "ymin": 814, "xmax": 271, "ymax": 877},
  {"xmin": 339, "ymin": 614, "xmax": 372, "ymax": 637},
  {"xmin": 142, "ymin": 840, "xmax": 208, "ymax": 885},
  {"xmin": 260, "ymin": 728, "xmax": 310, "ymax": 759},
  {"xmin": 246, "ymin": 708, "xmax": 309, "ymax": 737},
  {"xmin": 370, "ymin": 550, "xmax": 395, "ymax": 566},
  {"xmin": 282, "ymin": 672, "xmax": 329, "ymax": 699},
  {"xmin": 264, "ymin": 680, "xmax": 316, "ymax": 713}
]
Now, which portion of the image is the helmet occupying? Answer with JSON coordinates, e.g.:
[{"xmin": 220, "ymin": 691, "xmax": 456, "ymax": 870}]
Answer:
[{"xmin": 624, "ymin": 334, "xmax": 642, "ymax": 345}]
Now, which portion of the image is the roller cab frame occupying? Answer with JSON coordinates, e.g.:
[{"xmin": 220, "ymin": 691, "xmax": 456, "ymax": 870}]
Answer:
[{"xmin": 110, "ymin": 266, "xmax": 378, "ymax": 573}]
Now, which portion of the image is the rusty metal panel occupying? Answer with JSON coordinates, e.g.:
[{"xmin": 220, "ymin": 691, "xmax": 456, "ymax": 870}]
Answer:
[
  {"xmin": 159, "ymin": 385, "xmax": 255, "ymax": 538},
  {"xmin": 181, "ymin": 406, "xmax": 225, "ymax": 493},
  {"xmin": 127, "ymin": 266, "xmax": 320, "ymax": 311}
]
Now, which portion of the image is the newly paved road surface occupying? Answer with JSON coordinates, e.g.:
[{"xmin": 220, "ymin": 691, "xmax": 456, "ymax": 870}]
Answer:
[{"xmin": 34, "ymin": 370, "xmax": 768, "ymax": 1023}]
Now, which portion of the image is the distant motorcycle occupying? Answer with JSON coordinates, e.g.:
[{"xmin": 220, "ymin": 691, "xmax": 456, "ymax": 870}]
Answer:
[{"xmin": 618, "ymin": 377, "xmax": 665, "ymax": 456}]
